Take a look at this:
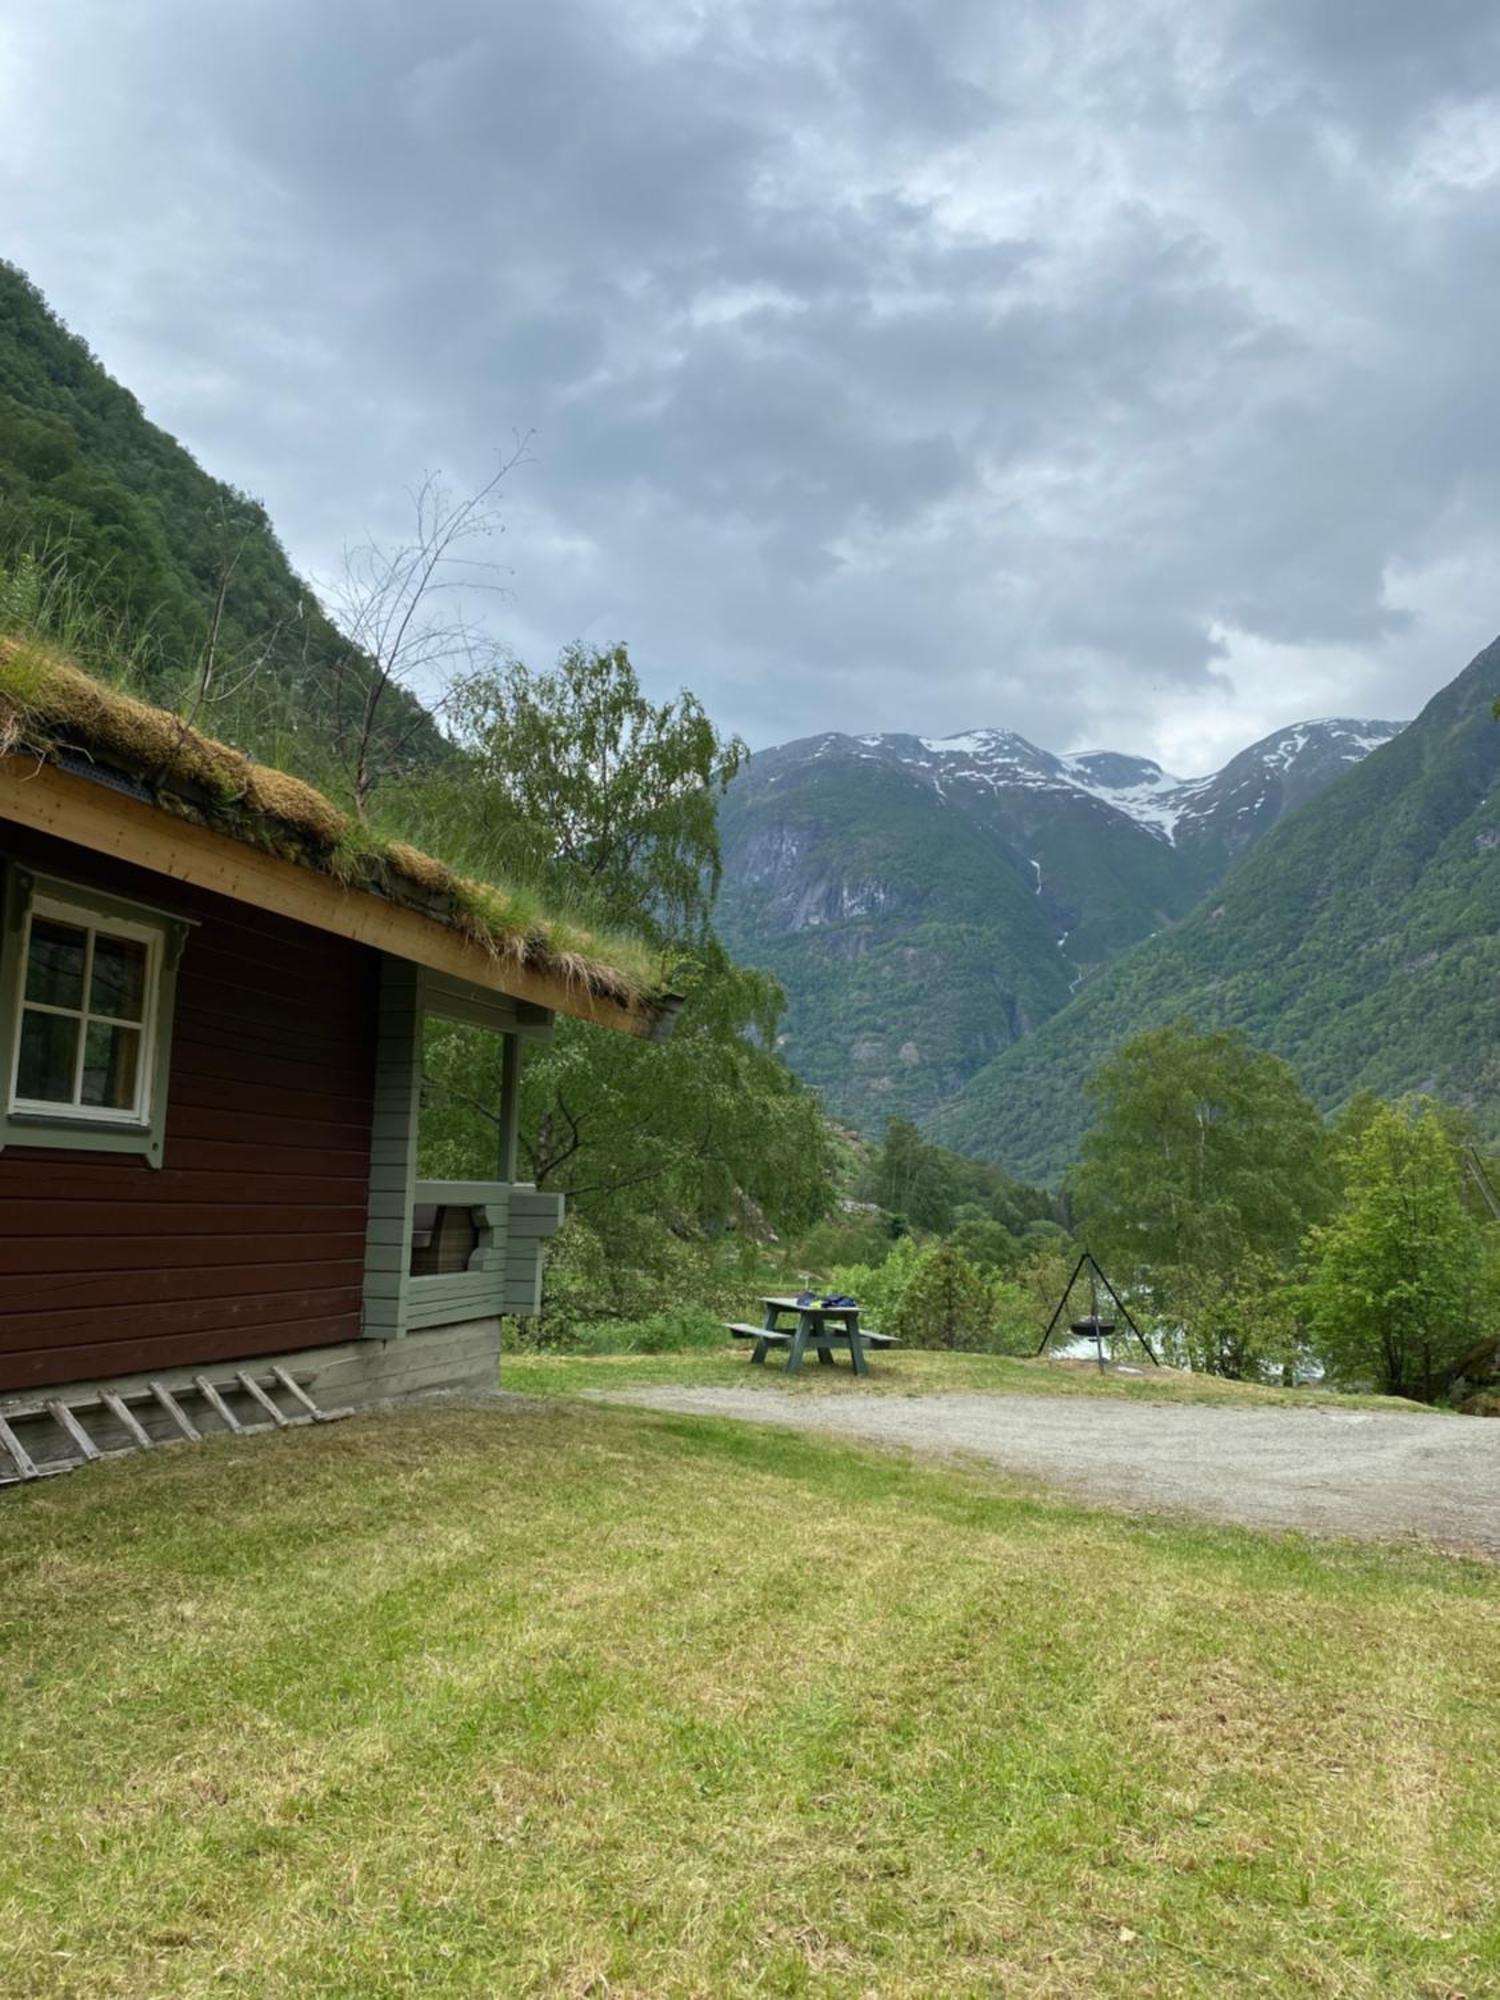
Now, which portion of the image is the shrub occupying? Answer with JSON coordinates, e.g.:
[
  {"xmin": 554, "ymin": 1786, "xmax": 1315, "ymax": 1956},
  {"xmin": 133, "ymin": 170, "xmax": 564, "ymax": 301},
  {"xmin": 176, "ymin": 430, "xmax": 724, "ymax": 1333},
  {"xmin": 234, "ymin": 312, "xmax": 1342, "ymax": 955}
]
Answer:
[
  {"xmin": 949, "ymin": 1217, "xmax": 1022, "ymax": 1273},
  {"xmin": 824, "ymin": 1236, "xmax": 924, "ymax": 1335},
  {"xmin": 896, "ymin": 1244, "xmax": 996, "ymax": 1351}
]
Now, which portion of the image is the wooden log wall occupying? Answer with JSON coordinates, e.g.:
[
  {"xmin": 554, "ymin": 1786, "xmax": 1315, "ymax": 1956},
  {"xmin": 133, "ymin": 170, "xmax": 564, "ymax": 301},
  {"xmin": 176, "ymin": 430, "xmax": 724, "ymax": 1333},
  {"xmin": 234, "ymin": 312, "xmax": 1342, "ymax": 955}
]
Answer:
[{"xmin": 0, "ymin": 826, "xmax": 378, "ymax": 1393}]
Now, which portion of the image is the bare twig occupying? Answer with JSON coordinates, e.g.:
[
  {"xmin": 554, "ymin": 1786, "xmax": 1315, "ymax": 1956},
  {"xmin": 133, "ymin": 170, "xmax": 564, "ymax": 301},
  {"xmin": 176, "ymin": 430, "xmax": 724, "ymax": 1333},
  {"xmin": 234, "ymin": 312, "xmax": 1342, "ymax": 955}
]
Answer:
[{"xmin": 317, "ymin": 438, "xmax": 532, "ymax": 814}]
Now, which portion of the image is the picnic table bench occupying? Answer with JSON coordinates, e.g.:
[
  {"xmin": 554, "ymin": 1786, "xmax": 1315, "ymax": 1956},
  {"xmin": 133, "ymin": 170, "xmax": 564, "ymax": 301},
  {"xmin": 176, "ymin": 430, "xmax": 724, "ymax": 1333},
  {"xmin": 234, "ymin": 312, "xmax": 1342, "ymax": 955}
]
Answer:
[{"xmin": 726, "ymin": 1295, "xmax": 898, "ymax": 1376}]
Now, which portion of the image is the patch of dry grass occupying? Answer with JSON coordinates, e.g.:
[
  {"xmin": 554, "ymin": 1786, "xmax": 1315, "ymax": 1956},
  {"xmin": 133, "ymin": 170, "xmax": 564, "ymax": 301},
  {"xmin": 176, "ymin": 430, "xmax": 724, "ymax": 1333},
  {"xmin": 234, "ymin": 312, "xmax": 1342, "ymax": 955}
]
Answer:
[{"xmin": 1, "ymin": 1400, "xmax": 1496, "ymax": 1997}]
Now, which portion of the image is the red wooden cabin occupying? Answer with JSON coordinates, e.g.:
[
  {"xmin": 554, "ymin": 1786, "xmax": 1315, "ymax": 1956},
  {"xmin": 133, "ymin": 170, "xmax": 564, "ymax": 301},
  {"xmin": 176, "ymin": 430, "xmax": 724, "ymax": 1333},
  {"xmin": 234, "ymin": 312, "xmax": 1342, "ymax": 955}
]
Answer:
[{"xmin": 0, "ymin": 655, "xmax": 673, "ymax": 1462}]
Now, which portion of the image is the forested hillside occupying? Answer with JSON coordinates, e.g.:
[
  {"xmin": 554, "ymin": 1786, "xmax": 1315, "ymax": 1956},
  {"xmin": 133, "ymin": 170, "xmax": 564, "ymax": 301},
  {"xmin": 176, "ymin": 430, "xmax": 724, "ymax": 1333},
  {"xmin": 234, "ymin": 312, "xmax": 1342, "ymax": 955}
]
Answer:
[
  {"xmin": 0, "ymin": 261, "xmax": 431, "ymax": 762},
  {"xmin": 929, "ymin": 636, "xmax": 1500, "ymax": 1180}
]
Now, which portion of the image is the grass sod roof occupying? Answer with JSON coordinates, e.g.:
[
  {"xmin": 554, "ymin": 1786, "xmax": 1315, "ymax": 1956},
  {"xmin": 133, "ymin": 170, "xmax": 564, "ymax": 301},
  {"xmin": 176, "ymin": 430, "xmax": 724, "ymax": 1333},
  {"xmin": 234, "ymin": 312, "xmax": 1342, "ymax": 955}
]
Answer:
[{"xmin": 0, "ymin": 637, "xmax": 668, "ymax": 1018}]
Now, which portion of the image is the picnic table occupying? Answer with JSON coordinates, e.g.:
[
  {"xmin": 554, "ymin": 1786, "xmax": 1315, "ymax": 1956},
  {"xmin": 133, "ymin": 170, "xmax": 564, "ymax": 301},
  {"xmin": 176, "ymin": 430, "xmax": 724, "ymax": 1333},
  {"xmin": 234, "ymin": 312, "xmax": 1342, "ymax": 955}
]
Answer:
[{"xmin": 726, "ymin": 1295, "xmax": 898, "ymax": 1376}]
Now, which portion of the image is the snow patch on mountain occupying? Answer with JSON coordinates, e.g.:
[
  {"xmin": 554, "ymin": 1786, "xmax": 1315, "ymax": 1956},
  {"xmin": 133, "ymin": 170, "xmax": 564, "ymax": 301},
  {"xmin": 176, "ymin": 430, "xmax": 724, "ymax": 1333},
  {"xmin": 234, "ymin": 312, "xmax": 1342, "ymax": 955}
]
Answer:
[
  {"xmin": 888, "ymin": 716, "xmax": 1406, "ymax": 844},
  {"xmin": 766, "ymin": 718, "xmax": 1406, "ymax": 844}
]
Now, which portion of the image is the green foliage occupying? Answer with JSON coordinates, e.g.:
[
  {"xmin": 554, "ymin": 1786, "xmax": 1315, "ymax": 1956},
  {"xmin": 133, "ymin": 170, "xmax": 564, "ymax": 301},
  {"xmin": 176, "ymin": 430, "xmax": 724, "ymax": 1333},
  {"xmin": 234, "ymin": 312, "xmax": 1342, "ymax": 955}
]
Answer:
[
  {"xmin": 0, "ymin": 549, "xmax": 148, "ymax": 683},
  {"xmin": 530, "ymin": 1303, "xmax": 727, "ymax": 1357},
  {"xmin": 823, "ymin": 1237, "xmax": 1039, "ymax": 1354},
  {"xmin": 895, "ymin": 1242, "xmax": 1023, "ymax": 1352},
  {"xmin": 503, "ymin": 1211, "xmax": 755, "ymax": 1349},
  {"xmin": 870, "ymin": 1117, "xmax": 957, "ymax": 1233},
  {"xmin": 430, "ymin": 640, "xmax": 746, "ymax": 947},
  {"xmin": 932, "ymin": 635, "xmax": 1500, "ymax": 1178},
  {"xmin": 1304, "ymin": 1102, "xmax": 1489, "ymax": 1399},
  {"xmin": 407, "ymin": 642, "xmax": 838, "ymax": 1297},
  {"xmin": 1075, "ymin": 1023, "xmax": 1332, "ymax": 1283},
  {"xmin": 823, "ymin": 1219, "xmax": 1069, "ymax": 1359},
  {"xmin": 866, "ymin": 1116, "xmax": 1057, "ymax": 1239},
  {"xmin": 420, "ymin": 942, "xmax": 833, "ymax": 1246},
  {"xmin": 824, "ymin": 1236, "xmax": 925, "ymax": 1335},
  {"xmin": 948, "ymin": 1215, "xmax": 1021, "ymax": 1272},
  {"xmin": 407, "ymin": 639, "xmax": 840, "ymax": 1289},
  {"xmin": 1015, "ymin": 1234, "xmax": 1084, "ymax": 1337},
  {"xmin": 1328, "ymin": 1088, "xmax": 1388, "ymax": 1158},
  {"xmin": 1161, "ymin": 1254, "xmax": 1304, "ymax": 1381},
  {"xmin": 605, "ymin": 1306, "xmax": 727, "ymax": 1354},
  {"xmin": 1072, "ymin": 1023, "xmax": 1332, "ymax": 1377},
  {"xmin": 791, "ymin": 1207, "xmax": 896, "ymax": 1273}
]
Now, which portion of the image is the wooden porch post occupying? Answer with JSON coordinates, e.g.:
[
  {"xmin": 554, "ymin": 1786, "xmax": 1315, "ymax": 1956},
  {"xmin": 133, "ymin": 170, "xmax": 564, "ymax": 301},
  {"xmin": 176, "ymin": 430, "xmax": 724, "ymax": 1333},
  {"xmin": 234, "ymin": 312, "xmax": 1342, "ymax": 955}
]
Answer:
[{"xmin": 497, "ymin": 1031, "xmax": 522, "ymax": 1184}]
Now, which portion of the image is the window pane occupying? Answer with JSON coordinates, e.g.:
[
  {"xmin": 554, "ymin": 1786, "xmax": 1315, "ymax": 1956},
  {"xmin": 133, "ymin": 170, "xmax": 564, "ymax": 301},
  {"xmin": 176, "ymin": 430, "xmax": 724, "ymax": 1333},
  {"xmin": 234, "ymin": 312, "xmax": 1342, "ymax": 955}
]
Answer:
[
  {"xmin": 81, "ymin": 1021, "xmax": 141, "ymax": 1111},
  {"xmin": 16, "ymin": 1009, "xmax": 79, "ymax": 1103},
  {"xmin": 24, "ymin": 919, "xmax": 87, "ymax": 1009},
  {"xmin": 90, "ymin": 932, "xmax": 148, "ymax": 1022}
]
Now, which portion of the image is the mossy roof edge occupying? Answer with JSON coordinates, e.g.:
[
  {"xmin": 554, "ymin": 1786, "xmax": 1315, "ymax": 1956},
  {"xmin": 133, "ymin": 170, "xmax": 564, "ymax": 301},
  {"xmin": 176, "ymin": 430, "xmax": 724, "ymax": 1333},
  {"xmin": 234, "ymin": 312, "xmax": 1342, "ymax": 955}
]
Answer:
[{"xmin": 0, "ymin": 639, "xmax": 669, "ymax": 1020}]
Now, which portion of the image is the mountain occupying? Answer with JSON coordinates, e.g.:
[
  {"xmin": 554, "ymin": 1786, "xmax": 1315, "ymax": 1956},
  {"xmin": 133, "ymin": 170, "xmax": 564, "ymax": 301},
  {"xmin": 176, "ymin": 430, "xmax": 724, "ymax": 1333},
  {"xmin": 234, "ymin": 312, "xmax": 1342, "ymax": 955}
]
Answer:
[
  {"xmin": 1160, "ymin": 719, "xmax": 1409, "ymax": 867},
  {"xmin": 717, "ymin": 716, "xmax": 1403, "ymax": 1132},
  {"xmin": 928, "ymin": 637, "xmax": 1500, "ymax": 1181}
]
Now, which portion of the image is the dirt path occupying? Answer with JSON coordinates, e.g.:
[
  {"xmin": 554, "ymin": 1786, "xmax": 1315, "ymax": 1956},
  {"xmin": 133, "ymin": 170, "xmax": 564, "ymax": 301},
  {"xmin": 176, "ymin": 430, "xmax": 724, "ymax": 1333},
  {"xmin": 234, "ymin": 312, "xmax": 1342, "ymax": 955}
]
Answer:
[{"xmin": 599, "ymin": 1386, "xmax": 1500, "ymax": 1555}]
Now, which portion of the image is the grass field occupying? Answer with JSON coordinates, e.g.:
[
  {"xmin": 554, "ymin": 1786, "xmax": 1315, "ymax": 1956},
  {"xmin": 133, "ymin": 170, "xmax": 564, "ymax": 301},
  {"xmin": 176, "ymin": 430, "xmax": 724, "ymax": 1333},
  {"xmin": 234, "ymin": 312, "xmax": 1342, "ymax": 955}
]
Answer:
[
  {"xmin": 3, "ymin": 1396, "xmax": 1496, "ymax": 1998},
  {"xmin": 503, "ymin": 1342, "xmax": 1440, "ymax": 1413}
]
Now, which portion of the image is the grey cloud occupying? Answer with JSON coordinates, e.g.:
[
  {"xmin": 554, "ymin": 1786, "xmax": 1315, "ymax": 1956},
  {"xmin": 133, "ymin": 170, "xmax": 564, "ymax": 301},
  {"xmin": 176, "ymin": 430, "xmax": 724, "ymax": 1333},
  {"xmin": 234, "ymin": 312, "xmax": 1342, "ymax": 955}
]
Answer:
[
  {"xmin": 1241, "ymin": 0, "xmax": 1500, "ymax": 134},
  {"xmin": 0, "ymin": 0, "xmax": 1497, "ymax": 768}
]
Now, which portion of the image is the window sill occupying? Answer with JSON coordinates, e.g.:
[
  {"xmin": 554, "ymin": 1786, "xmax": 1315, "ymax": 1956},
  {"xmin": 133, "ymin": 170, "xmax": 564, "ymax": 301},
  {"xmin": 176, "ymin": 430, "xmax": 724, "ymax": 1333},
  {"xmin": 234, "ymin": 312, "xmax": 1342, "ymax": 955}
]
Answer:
[
  {"xmin": 0, "ymin": 1111, "xmax": 162, "ymax": 1164},
  {"xmin": 8, "ymin": 1109, "xmax": 151, "ymax": 1131}
]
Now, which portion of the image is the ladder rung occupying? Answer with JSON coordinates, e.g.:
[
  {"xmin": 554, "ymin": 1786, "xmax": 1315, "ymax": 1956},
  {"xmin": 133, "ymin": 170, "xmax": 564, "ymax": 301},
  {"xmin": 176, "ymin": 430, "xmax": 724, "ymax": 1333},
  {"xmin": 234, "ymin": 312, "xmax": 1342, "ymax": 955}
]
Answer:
[
  {"xmin": 194, "ymin": 1375, "xmax": 244, "ymax": 1435},
  {"xmin": 237, "ymin": 1371, "xmax": 290, "ymax": 1428},
  {"xmin": 149, "ymin": 1381, "xmax": 201, "ymax": 1442},
  {"xmin": 100, "ymin": 1391, "xmax": 154, "ymax": 1449},
  {"xmin": 0, "ymin": 1413, "xmax": 41, "ymax": 1480},
  {"xmin": 46, "ymin": 1401, "xmax": 102, "ymax": 1463},
  {"xmin": 270, "ymin": 1366, "xmax": 348, "ymax": 1422}
]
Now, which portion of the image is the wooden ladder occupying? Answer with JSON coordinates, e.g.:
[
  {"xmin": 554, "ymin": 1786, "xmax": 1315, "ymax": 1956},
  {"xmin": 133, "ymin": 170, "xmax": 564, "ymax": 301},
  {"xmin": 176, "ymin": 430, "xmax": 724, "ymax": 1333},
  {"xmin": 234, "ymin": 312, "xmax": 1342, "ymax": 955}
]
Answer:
[{"xmin": 0, "ymin": 1366, "xmax": 353, "ymax": 1488}]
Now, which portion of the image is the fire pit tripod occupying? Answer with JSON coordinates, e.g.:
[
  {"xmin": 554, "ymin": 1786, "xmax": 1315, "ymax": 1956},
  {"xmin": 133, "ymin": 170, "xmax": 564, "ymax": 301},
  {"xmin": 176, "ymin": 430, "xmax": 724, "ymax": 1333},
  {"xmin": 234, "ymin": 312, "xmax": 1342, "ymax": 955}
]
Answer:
[{"xmin": 1037, "ymin": 1250, "xmax": 1160, "ymax": 1371}]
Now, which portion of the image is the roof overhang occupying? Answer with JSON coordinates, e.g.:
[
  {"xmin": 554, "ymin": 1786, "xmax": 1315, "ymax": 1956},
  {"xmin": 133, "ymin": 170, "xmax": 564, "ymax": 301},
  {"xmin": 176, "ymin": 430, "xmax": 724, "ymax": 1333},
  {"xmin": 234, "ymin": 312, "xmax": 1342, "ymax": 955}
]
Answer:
[{"xmin": 0, "ymin": 753, "xmax": 673, "ymax": 1039}]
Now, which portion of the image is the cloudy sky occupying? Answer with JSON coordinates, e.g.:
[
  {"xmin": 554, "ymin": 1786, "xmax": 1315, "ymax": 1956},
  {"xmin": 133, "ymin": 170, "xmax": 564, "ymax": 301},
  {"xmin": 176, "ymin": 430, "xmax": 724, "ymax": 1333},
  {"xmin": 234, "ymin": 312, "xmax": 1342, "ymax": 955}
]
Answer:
[{"xmin": 3, "ymin": 1, "xmax": 1498, "ymax": 774}]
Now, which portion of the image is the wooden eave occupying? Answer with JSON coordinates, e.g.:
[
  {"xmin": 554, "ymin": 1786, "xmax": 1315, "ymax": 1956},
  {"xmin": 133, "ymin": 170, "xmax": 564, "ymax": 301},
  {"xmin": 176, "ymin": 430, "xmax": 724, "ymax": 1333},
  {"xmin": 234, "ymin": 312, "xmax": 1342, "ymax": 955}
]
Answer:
[{"xmin": 0, "ymin": 753, "xmax": 662, "ymax": 1038}]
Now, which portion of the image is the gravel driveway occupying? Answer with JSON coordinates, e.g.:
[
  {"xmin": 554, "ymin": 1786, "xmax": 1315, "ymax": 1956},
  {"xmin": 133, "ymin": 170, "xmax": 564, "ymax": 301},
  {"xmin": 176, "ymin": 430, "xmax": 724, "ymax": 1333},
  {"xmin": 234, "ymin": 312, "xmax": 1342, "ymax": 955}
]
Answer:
[{"xmin": 601, "ymin": 1386, "xmax": 1500, "ymax": 1555}]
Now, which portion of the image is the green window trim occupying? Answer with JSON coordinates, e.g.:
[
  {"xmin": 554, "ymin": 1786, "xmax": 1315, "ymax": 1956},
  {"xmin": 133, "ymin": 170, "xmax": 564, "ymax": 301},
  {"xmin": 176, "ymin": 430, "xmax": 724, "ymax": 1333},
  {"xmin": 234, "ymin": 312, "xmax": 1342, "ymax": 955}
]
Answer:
[{"xmin": 0, "ymin": 860, "xmax": 192, "ymax": 1168}]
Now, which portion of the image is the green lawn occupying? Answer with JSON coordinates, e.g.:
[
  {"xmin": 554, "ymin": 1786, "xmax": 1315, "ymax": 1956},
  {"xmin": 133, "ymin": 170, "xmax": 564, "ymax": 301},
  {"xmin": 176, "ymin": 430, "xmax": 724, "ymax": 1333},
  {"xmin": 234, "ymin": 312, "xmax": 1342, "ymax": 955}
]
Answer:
[
  {"xmin": 3, "ymin": 1398, "xmax": 1495, "ymax": 1997},
  {"xmin": 503, "ymin": 1342, "xmax": 1439, "ymax": 1413}
]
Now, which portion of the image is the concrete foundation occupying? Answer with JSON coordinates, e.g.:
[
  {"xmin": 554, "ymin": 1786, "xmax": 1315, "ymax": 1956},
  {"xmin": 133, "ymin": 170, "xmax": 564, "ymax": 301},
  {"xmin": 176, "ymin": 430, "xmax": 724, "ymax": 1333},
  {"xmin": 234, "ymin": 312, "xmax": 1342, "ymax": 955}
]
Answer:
[{"xmin": 0, "ymin": 1318, "xmax": 502, "ymax": 1472}]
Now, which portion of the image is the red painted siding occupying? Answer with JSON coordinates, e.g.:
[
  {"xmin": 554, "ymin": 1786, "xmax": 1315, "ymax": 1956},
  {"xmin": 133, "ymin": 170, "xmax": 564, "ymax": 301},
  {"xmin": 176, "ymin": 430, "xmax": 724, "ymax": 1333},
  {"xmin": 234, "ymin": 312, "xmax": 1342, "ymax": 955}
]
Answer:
[{"xmin": 0, "ymin": 827, "xmax": 378, "ymax": 1392}]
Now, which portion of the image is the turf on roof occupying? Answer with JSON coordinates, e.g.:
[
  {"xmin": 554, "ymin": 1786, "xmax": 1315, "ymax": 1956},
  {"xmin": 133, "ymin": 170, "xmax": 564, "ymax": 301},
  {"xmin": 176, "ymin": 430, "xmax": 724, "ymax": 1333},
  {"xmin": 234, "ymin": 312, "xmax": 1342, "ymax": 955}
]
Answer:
[{"xmin": 0, "ymin": 639, "xmax": 665, "ymax": 1011}]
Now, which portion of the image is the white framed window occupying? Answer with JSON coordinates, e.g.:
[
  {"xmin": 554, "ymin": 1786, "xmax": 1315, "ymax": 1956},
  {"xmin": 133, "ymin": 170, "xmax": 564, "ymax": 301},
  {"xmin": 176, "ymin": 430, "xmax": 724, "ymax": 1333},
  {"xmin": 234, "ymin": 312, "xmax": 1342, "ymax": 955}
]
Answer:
[
  {"xmin": 2, "ymin": 864, "xmax": 191, "ymax": 1165},
  {"xmin": 8, "ymin": 894, "xmax": 164, "ymax": 1124}
]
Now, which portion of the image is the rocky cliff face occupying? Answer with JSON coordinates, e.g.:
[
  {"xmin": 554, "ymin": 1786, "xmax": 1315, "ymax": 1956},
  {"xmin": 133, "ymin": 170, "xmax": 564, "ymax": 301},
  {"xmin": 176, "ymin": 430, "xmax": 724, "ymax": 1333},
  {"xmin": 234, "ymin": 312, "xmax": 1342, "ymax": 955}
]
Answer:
[
  {"xmin": 716, "ymin": 714, "xmax": 1405, "ymax": 1134},
  {"xmin": 727, "ymin": 818, "xmax": 908, "ymax": 934}
]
